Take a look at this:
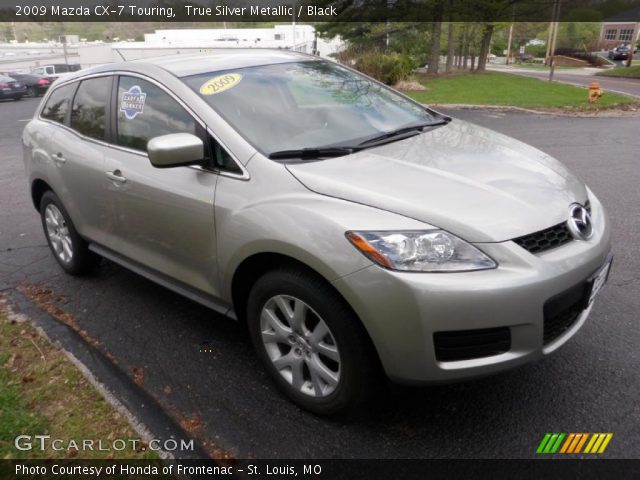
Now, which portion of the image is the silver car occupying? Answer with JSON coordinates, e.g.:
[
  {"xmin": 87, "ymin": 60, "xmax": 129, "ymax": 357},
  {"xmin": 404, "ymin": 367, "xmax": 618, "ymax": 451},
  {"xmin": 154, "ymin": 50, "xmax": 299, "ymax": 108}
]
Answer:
[{"xmin": 22, "ymin": 51, "xmax": 612, "ymax": 415}]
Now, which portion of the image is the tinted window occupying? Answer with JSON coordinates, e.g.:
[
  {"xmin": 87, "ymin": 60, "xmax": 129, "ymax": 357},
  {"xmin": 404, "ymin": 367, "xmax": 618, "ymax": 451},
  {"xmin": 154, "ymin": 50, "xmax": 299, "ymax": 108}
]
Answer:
[
  {"xmin": 71, "ymin": 77, "xmax": 110, "ymax": 140},
  {"xmin": 41, "ymin": 83, "xmax": 77, "ymax": 124},
  {"xmin": 117, "ymin": 76, "xmax": 198, "ymax": 152},
  {"xmin": 212, "ymin": 139, "xmax": 241, "ymax": 174}
]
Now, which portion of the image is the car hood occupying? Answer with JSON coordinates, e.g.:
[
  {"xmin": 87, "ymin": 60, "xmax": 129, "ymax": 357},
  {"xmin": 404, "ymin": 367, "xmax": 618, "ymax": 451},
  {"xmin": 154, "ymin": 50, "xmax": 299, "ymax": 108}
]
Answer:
[{"xmin": 285, "ymin": 120, "xmax": 587, "ymax": 242}]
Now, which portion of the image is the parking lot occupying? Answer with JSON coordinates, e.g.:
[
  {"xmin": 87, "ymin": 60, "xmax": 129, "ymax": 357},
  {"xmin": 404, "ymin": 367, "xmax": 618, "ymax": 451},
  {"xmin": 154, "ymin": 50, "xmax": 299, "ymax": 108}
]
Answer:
[{"xmin": 1, "ymin": 97, "xmax": 639, "ymax": 459}]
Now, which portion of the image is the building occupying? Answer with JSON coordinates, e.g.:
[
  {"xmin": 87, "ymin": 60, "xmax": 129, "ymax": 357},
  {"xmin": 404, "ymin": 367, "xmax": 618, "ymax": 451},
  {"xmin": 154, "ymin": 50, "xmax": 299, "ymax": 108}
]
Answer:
[
  {"xmin": 141, "ymin": 25, "xmax": 342, "ymax": 57},
  {"xmin": 0, "ymin": 25, "xmax": 345, "ymax": 72},
  {"xmin": 598, "ymin": 6, "xmax": 640, "ymax": 50}
]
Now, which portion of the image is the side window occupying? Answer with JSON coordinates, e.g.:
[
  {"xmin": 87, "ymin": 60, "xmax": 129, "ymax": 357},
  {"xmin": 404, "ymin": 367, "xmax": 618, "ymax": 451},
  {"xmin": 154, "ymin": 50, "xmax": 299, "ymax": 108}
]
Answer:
[
  {"xmin": 212, "ymin": 139, "xmax": 242, "ymax": 174},
  {"xmin": 117, "ymin": 76, "xmax": 241, "ymax": 173},
  {"xmin": 117, "ymin": 76, "xmax": 198, "ymax": 152},
  {"xmin": 70, "ymin": 76, "xmax": 110, "ymax": 140},
  {"xmin": 41, "ymin": 83, "xmax": 77, "ymax": 124}
]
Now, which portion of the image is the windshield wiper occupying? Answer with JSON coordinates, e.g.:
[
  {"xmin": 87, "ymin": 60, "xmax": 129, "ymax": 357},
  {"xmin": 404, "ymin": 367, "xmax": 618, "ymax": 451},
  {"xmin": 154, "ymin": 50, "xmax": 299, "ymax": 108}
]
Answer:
[
  {"xmin": 268, "ymin": 147, "xmax": 357, "ymax": 160},
  {"xmin": 357, "ymin": 120, "xmax": 450, "ymax": 148}
]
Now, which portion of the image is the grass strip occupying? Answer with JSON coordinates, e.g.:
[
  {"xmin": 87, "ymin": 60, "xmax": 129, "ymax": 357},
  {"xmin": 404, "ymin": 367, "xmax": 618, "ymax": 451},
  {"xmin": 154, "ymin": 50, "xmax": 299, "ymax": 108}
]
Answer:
[
  {"xmin": 404, "ymin": 71, "xmax": 638, "ymax": 109},
  {"xmin": 0, "ymin": 297, "xmax": 156, "ymax": 460}
]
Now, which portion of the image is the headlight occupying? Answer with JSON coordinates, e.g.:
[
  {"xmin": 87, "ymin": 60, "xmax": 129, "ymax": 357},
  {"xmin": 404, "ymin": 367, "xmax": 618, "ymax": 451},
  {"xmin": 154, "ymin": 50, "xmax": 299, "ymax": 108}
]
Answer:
[{"xmin": 345, "ymin": 230, "xmax": 497, "ymax": 272}]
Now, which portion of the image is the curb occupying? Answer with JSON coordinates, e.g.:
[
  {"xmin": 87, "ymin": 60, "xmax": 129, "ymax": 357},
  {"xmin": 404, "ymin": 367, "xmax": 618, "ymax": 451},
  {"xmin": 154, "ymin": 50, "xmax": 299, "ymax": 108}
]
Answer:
[
  {"xmin": 4, "ymin": 288, "xmax": 211, "ymax": 462},
  {"xmin": 427, "ymin": 103, "xmax": 640, "ymax": 118}
]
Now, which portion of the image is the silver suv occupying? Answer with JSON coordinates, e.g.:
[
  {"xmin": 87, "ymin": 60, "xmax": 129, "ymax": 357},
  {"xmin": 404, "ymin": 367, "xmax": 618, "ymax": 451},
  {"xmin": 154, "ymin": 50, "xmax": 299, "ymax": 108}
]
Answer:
[{"xmin": 23, "ymin": 51, "xmax": 612, "ymax": 414}]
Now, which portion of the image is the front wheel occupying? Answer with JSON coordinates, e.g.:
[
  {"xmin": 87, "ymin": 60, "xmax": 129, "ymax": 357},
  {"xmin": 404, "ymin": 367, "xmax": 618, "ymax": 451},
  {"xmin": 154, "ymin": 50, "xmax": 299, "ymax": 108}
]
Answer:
[
  {"xmin": 247, "ymin": 268, "xmax": 382, "ymax": 415},
  {"xmin": 40, "ymin": 191, "xmax": 100, "ymax": 275}
]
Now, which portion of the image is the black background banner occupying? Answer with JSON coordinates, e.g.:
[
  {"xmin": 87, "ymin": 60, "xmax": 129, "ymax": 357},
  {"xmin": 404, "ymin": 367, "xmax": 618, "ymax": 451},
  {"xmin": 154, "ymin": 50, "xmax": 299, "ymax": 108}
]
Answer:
[
  {"xmin": 2, "ymin": 459, "xmax": 640, "ymax": 480},
  {"xmin": 2, "ymin": 0, "xmax": 640, "ymax": 22}
]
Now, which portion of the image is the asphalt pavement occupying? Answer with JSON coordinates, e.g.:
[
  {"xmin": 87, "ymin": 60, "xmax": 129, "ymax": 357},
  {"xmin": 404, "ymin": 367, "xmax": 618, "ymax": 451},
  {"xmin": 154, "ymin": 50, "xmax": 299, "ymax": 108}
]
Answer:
[{"xmin": 1, "ymin": 97, "xmax": 639, "ymax": 459}]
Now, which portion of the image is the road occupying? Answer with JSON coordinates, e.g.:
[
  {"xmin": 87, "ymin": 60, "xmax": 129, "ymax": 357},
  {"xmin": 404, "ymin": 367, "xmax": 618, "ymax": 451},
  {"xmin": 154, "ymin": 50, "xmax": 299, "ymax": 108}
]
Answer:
[
  {"xmin": 1, "ymin": 97, "xmax": 639, "ymax": 459},
  {"xmin": 489, "ymin": 67, "xmax": 640, "ymax": 98}
]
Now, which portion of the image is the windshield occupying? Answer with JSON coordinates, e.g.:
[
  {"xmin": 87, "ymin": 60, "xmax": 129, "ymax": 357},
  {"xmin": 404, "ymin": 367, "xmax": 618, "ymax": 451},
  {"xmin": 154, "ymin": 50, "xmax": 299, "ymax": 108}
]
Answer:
[{"xmin": 183, "ymin": 60, "xmax": 439, "ymax": 156}]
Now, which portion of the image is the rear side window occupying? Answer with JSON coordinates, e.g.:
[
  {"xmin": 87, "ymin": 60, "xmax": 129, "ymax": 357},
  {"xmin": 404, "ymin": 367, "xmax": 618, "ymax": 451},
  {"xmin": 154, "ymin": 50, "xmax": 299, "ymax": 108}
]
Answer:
[
  {"xmin": 71, "ymin": 76, "xmax": 111, "ymax": 141},
  {"xmin": 116, "ymin": 76, "xmax": 198, "ymax": 152},
  {"xmin": 41, "ymin": 83, "xmax": 77, "ymax": 124}
]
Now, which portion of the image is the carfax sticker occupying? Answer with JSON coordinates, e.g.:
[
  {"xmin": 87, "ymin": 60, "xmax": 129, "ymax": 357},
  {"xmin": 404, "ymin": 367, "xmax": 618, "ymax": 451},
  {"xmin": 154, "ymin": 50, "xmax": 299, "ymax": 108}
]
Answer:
[
  {"xmin": 120, "ymin": 85, "xmax": 147, "ymax": 119},
  {"xmin": 200, "ymin": 73, "xmax": 242, "ymax": 96}
]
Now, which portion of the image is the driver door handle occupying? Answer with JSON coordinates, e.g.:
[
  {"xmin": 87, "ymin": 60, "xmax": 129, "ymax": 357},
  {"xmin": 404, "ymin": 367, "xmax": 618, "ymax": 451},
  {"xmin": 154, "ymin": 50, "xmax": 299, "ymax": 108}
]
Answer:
[{"xmin": 106, "ymin": 170, "xmax": 127, "ymax": 184}]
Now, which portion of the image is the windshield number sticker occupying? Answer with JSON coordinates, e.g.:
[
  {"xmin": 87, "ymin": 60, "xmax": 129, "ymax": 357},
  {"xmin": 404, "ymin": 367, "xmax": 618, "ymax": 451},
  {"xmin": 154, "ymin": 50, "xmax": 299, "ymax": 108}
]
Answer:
[
  {"xmin": 200, "ymin": 74, "xmax": 242, "ymax": 96},
  {"xmin": 120, "ymin": 85, "xmax": 147, "ymax": 120}
]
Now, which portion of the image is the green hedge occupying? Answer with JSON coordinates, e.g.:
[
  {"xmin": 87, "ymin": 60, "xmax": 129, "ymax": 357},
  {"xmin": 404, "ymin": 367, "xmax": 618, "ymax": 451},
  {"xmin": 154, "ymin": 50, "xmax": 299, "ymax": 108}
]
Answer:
[{"xmin": 355, "ymin": 53, "xmax": 414, "ymax": 85}]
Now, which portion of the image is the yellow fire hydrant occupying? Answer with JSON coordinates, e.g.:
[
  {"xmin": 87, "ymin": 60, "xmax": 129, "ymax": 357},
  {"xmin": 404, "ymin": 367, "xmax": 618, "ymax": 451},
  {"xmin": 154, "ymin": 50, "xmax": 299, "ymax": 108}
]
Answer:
[{"xmin": 588, "ymin": 82, "xmax": 603, "ymax": 103}]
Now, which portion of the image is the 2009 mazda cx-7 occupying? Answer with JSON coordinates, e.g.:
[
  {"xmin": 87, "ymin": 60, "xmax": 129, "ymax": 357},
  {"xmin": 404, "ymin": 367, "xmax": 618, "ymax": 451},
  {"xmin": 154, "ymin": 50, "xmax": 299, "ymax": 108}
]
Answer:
[{"xmin": 23, "ymin": 50, "xmax": 612, "ymax": 414}]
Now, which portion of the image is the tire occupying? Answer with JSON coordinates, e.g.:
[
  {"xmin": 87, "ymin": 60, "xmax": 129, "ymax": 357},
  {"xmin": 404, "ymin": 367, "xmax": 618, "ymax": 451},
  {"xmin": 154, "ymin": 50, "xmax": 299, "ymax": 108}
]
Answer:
[
  {"xmin": 40, "ymin": 191, "xmax": 100, "ymax": 275},
  {"xmin": 247, "ymin": 267, "xmax": 382, "ymax": 415},
  {"xmin": 13, "ymin": 96, "xmax": 22, "ymax": 101},
  {"xmin": 27, "ymin": 87, "xmax": 35, "ymax": 98}
]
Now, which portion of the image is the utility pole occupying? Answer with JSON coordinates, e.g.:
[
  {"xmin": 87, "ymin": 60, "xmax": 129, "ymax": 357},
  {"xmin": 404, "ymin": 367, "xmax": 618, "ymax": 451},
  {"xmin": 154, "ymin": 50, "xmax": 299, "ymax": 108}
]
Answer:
[
  {"xmin": 544, "ymin": 21, "xmax": 553, "ymax": 65},
  {"xmin": 548, "ymin": 0, "xmax": 562, "ymax": 82},
  {"xmin": 61, "ymin": 35, "xmax": 69, "ymax": 65},
  {"xmin": 506, "ymin": 23, "xmax": 514, "ymax": 65},
  {"xmin": 291, "ymin": 0, "xmax": 296, "ymax": 51},
  {"xmin": 505, "ymin": 5, "xmax": 515, "ymax": 65}
]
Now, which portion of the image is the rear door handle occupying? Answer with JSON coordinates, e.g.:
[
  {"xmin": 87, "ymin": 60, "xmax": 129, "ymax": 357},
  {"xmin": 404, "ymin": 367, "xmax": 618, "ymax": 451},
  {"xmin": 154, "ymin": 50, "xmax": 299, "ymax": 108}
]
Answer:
[
  {"xmin": 53, "ymin": 152, "xmax": 66, "ymax": 164},
  {"xmin": 105, "ymin": 170, "xmax": 127, "ymax": 184}
]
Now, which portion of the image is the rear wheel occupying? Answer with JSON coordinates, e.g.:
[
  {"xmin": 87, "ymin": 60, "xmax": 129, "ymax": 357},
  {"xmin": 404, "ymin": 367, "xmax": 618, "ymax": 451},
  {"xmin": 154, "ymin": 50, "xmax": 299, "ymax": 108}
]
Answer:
[
  {"xmin": 247, "ymin": 268, "xmax": 381, "ymax": 415},
  {"xmin": 27, "ymin": 87, "xmax": 36, "ymax": 98},
  {"xmin": 40, "ymin": 191, "xmax": 100, "ymax": 275}
]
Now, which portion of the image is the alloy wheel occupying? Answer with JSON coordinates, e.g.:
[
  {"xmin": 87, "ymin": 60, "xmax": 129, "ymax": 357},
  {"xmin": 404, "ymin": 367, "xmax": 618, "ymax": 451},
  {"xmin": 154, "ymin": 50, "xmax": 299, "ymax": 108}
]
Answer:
[
  {"xmin": 44, "ymin": 204, "xmax": 73, "ymax": 263},
  {"xmin": 260, "ymin": 295, "xmax": 341, "ymax": 398}
]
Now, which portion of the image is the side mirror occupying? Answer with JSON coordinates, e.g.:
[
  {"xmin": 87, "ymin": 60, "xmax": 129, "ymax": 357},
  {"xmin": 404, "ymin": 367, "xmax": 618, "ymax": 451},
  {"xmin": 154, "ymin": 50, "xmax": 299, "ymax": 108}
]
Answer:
[{"xmin": 147, "ymin": 133, "xmax": 204, "ymax": 169}]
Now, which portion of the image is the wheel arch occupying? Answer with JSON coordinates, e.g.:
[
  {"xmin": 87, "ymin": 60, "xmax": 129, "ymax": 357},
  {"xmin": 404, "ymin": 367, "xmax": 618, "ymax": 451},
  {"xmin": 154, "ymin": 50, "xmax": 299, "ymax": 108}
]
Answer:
[
  {"xmin": 230, "ymin": 251, "xmax": 383, "ymax": 372},
  {"xmin": 231, "ymin": 252, "xmax": 326, "ymax": 324},
  {"xmin": 31, "ymin": 178, "xmax": 53, "ymax": 211}
]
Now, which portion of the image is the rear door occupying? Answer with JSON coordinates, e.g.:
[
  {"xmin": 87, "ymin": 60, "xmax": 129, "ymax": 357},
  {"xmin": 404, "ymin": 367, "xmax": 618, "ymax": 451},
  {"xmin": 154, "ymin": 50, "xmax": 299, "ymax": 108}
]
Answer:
[
  {"xmin": 103, "ymin": 74, "xmax": 220, "ymax": 296},
  {"xmin": 45, "ymin": 76, "xmax": 116, "ymax": 247}
]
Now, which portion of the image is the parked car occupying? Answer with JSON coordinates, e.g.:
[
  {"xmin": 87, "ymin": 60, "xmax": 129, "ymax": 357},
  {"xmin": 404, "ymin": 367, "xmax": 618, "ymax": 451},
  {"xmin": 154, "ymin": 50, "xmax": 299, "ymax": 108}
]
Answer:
[
  {"xmin": 0, "ymin": 74, "xmax": 27, "ymax": 101},
  {"xmin": 6, "ymin": 73, "xmax": 50, "ymax": 97},
  {"xmin": 23, "ymin": 51, "xmax": 612, "ymax": 414},
  {"xmin": 608, "ymin": 45, "xmax": 631, "ymax": 60},
  {"xmin": 31, "ymin": 64, "xmax": 82, "ymax": 83}
]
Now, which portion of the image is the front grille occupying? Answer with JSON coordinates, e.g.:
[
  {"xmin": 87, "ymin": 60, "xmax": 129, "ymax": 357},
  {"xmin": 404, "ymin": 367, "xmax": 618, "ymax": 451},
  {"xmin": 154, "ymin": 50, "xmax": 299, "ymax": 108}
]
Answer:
[
  {"xmin": 543, "ymin": 280, "xmax": 590, "ymax": 345},
  {"xmin": 434, "ymin": 327, "xmax": 511, "ymax": 362},
  {"xmin": 513, "ymin": 200, "xmax": 591, "ymax": 255},
  {"xmin": 513, "ymin": 222, "xmax": 573, "ymax": 254}
]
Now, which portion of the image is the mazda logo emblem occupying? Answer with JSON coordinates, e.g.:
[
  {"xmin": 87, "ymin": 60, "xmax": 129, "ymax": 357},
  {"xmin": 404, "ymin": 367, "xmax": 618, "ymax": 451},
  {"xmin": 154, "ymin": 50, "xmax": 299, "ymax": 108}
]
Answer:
[{"xmin": 567, "ymin": 204, "xmax": 593, "ymax": 240}]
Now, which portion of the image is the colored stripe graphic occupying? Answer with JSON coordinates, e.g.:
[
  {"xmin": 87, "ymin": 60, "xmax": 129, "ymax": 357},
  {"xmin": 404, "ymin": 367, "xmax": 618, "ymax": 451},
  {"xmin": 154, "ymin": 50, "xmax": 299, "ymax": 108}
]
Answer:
[
  {"xmin": 574, "ymin": 433, "xmax": 589, "ymax": 453},
  {"xmin": 597, "ymin": 434, "xmax": 613, "ymax": 453},
  {"xmin": 584, "ymin": 433, "xmax": 599, "ymax": 453},
  {"xmin": 560, "ymin": 433, "xmax": 575, "ymax": 453},
  {"xmin": 567, "ymin": 434, "xmax": 583, "ymax": 454},
  {"xmin": 544, "ymin": 434, "xmax": 559, "ymax": 453},
  {"xmin": 550, "ymin": 433, "xmax": 565, "ymax": 453},
  {"xmin": 536, "ymin": 433, "xmax": 552, "ymax": 454},
  {"xmin": 537, "ymin": 433, "xmax": 613, "ymax": 454}
]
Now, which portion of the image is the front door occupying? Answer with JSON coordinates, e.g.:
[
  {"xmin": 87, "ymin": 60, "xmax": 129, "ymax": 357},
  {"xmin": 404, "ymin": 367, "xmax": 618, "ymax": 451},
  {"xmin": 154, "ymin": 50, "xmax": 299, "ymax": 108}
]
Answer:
[{"xmin": 103, "ymin": 75, "xmax": 220, "ymax": 297}]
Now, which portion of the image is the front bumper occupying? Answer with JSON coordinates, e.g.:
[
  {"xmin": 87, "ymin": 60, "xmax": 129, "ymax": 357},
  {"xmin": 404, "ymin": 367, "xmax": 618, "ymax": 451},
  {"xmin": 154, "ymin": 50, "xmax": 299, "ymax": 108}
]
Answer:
[{"xmin": 333, "ymin": 195, "xmax": 611, "ymax": 384}]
